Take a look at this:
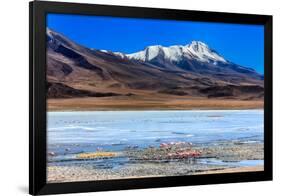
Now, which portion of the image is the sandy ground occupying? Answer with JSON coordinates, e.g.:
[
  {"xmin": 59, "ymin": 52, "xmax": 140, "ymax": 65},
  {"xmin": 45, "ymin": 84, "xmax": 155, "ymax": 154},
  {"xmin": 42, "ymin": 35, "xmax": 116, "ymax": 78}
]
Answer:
[{"xmin": 47, "ymin": 96, "xmax": 263, "ymax": 111}]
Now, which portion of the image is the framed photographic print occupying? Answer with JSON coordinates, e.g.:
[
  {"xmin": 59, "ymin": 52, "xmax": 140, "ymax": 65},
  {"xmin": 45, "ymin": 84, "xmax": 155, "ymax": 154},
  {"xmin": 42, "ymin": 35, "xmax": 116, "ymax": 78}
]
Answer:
[{"xmin": 29, "ymin": 1, "xmax": 272, "ymax": 195}]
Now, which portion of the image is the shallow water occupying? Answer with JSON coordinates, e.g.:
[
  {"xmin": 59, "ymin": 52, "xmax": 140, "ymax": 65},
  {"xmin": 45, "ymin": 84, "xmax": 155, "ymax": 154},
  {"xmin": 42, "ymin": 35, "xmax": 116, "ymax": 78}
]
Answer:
[{"xmin": 47, "ymin": 110, "xmax": 264, "ymax": 167}]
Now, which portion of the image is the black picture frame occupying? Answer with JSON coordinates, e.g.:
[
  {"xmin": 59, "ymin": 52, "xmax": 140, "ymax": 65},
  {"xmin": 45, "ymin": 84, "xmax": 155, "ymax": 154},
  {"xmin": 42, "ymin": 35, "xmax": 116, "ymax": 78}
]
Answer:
[{"xmin": 29, "ymin": 1, "xmax": 273, "ymax": 195}]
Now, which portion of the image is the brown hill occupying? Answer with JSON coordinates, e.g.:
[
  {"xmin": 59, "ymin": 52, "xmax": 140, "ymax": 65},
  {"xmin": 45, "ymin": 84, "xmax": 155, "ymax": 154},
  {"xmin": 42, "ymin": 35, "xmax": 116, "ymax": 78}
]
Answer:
[{"xmin": 46, "ymin": 28, "xmax": 264, "ymax": 101}]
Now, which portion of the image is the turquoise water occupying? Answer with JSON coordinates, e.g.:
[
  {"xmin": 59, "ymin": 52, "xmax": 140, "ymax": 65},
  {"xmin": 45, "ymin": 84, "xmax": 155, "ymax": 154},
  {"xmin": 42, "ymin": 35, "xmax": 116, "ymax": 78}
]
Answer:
[{"xmin": 47, "ymin": 110, "xmax": 263, "ymax": 167}]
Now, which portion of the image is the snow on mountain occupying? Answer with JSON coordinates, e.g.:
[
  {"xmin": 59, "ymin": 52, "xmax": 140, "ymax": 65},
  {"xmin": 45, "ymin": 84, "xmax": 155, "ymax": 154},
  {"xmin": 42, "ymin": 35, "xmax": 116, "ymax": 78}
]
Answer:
[
  {"xmin": 46, "ymin": 28, "xmax": 52, "ymax": 38},
  {"xmin": 99, "ymin": 50, "xmax": 127, "ymax": 59},
  {"xmin": 187, "ymin": 41, "xmax": 227, "ymax": 63},
  {"xmin": 126, "ymin": 41, "xmax": 227, "ymax": 63},
  {"xmin": 113, "ymin": 52, "xmax": 127, "ymax": 59}
]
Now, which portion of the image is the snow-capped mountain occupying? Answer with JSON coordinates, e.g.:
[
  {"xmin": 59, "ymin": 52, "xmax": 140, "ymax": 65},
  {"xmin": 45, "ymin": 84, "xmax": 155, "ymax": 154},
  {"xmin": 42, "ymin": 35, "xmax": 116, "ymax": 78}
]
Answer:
[
  {"xmin": 46, "ymin": 28, "xmax": 263, "ymax": 100},
  {"xmin": 99, "ymin": 41, "xmax": 227, "ymax": 64},
  {"xmin": 126, "ymin": 41, "xmax": 227, "ymax": 63},
  {"xmin": 98, "ymin": 41, "xmax": 259, "ymax": 78}
]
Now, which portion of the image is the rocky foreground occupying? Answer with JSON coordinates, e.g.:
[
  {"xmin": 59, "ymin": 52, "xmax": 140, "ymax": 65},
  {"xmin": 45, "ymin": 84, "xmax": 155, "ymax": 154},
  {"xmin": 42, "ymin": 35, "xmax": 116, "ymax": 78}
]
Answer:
[{"xmin": 47, "ymin": 141, "xmax": 264, "ymax": 183}]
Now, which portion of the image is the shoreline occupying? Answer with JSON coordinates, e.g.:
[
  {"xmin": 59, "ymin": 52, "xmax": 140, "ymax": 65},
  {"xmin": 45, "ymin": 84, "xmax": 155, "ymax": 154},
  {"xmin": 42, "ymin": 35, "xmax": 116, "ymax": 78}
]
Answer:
[
  {"xmin": 47, "ymin": 142, "xmax": 264, "ymax": 183},
  {"xmin": 47, "ymin": 97, "xmax": 263, "ymax": 111},
  {"xmin": 195, "ymin": 165, "xmax": 264, "ymax": 175},
  {"xmin": 47, "ymin": 108, "xmax": 264, "ymax": 113},
  {"xmin": 48, "ymin": 107, "xmax": 264, "ymax": 112}
]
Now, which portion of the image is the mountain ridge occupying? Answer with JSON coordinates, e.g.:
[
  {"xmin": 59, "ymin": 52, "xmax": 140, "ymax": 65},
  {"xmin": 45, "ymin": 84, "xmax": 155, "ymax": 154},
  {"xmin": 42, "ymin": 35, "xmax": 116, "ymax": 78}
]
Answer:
[
  {"xmin": 125, "ymin": 41, "xmax": 228, "ymax": 63},
  {"xmin": 100, "ymin": 41, "xmax": 262, "ymax": 81},
  {"xmin": 46, "ymin": 28, "xmax": 264, "ymax": 101}
]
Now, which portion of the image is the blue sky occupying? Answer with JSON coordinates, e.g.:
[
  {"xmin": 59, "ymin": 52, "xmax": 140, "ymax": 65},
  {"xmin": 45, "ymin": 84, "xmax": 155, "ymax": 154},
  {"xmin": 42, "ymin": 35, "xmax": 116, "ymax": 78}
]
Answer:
[{"xmin": 47, "ymin": 13, "xmax": 264, "ymax": 74}]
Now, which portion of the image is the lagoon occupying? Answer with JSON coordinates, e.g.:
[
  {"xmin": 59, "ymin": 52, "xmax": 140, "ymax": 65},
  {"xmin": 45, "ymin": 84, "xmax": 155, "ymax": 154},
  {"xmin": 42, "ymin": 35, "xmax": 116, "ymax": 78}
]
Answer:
[
  {"xmin": 48, "ymin": 110, "xmax": 263, "ymax": 147},
  {"xmin": 47, "ymin": 110, "xmax": 263, "ymax": 163}
]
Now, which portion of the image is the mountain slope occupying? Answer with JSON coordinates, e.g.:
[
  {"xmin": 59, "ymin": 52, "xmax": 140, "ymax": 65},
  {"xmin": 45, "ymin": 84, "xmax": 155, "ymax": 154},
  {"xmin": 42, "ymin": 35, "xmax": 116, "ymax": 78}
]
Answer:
[{"xmin": 46, "ymin": 28, "xmax": 263, "ymax": 100}]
